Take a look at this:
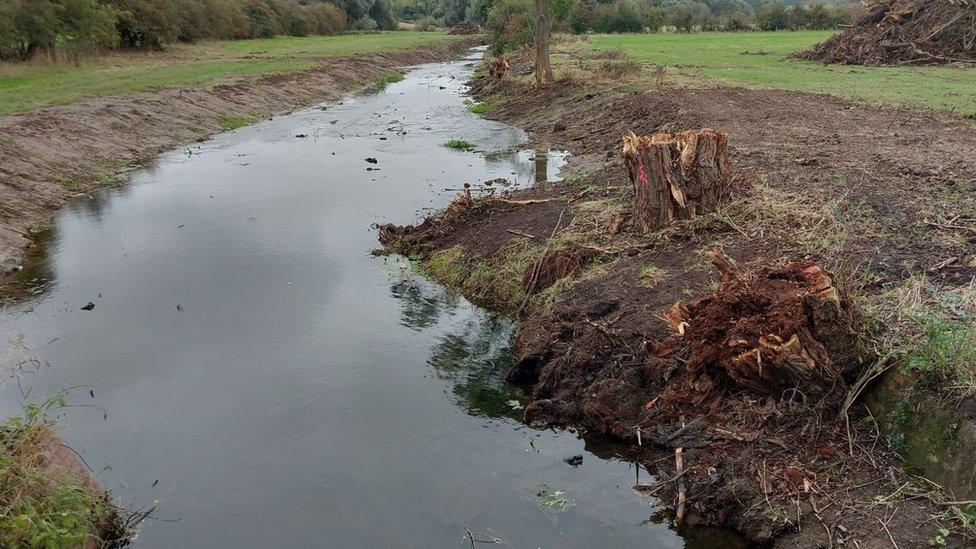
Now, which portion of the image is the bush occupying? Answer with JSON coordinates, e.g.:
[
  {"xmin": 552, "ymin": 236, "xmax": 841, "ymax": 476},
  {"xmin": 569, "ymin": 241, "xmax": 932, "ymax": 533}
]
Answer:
[
  {"xmin": 757, "ymin": 0, "xmax": 790, "ymax": 31},
  {"xmin": 369, "ymin": 0, "xmax": 397, "ymax": 29},
  {"xmin": 349, "ymin": 15, "xmax": 378, "ymax": 30},
  {"xmin": 601, "ymin": 0, "xmax": 644, "ymax": 33},
  {"xmin": 721, "ymin": 11, "xmax": 750, "ymax": 31},
  {"xmin": 109, "ymin": 0, "xmax": 180, "ymax": 48},
  {"xmin": 642, "ymin": 7, "xmax": 665, "ymax": 32},
  {"xmin": 0, "ymin": 0, "xmax": 62, "ymax": 60},
  {"xmin": 60, "ymin": 0, "xmax": 119, "ymax": 51},
  {"xmin": 304, "ymin": 2, "xmax": 348, "ymax": 34},
  {"xmin": 486, "ymin": 0, "xmax": 534, "ymax": 54}
]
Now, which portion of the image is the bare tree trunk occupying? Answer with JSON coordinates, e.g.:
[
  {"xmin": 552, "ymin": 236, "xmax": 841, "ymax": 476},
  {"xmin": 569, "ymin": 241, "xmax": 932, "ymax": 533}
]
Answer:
[{"xmin": 534, "ymin": 0, "xmax": 553, "ymax": 86}]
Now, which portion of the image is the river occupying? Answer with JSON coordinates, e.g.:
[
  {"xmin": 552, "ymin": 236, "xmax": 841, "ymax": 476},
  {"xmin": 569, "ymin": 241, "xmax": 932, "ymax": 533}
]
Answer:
[{"xmin": 0, "ymin": 47, "xmax": 740, "ymax": 548}]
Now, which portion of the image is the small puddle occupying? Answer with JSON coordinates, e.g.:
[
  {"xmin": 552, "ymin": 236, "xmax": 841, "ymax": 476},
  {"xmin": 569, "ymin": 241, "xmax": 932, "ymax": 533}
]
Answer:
[{"xmin": 0, "ymin": 48, "xmax": 744, "ymax": 547}]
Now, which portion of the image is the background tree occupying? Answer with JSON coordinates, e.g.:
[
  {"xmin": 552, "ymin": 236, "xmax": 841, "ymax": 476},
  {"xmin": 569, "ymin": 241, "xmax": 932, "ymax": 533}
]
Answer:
[{"xmin": 535, "ymin": 0, "xmax": 552, "ymax": 85}]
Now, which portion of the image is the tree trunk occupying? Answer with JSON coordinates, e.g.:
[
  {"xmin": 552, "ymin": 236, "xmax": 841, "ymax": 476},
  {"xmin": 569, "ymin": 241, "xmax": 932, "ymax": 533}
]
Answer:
[
  {"xmin": 621, "ymin": 129, "xmax": 731, "ymax": 233},
  {"xmin": 534, "ymin": 0, "xmax": 553, "ymax": 86}
]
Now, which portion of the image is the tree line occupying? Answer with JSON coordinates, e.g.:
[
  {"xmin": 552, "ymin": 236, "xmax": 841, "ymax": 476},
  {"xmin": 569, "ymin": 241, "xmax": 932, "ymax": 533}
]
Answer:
[
  {"xmin": 391, "ymin": 0, "xmax": 852, "ymax": 46},
  {"xmin": 0, "ymin": 0, "xmax": 397, "ymax": 61}
]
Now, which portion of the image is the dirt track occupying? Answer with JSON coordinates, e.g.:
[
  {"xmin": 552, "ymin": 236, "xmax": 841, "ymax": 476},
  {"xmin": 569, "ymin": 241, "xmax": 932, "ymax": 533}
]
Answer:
[
  {"xmin": 0, "ymin": 37, "xmax": 479, "ymax": 275},
  {"xmin": 380, "ymin": 50, "xmax": 976, "ymax": 546}
]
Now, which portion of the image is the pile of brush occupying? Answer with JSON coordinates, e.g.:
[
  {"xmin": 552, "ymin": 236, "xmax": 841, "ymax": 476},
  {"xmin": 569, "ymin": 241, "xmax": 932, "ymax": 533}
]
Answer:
[
  {"xmin": 798, "ymin": 0, "xmax": 976, "ymax": 65},
  {"xmin": 448, "ymin": 22, "xmax": 482, "ymax": 35}
]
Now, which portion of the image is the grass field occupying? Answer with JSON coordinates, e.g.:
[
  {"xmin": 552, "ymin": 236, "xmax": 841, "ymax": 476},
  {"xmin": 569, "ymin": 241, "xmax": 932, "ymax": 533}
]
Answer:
[
  {"xmin": 0, "ymin": 32, "xmax": 462, "ymax": 115},
  {"xmin": 587, "ymin": 31, "xmax": 976, "ymax": 115}
]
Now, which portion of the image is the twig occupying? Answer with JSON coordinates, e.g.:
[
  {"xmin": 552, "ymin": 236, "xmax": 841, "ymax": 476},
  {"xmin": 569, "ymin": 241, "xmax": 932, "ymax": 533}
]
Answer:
[
  {"xmin": 491, "ymin": 197, "xmax": 559, "ymax": 205},
  {"xmin": 506, "ymin": 229, "xmax": 536, "ymax": 239},
  {"xmin": 675, "ymin": 447, "xmax": 687, "ymax": 525},
  {"xmin": 876, "ymin": 507, "xmax": 899, "ymax": 549}
]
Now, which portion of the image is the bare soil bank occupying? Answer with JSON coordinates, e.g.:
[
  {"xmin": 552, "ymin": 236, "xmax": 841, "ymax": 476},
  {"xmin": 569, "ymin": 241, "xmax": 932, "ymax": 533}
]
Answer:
[
  {"xmin": 380, "ymin": 50, "xmax": 976, "ymax": 546},
  {"xmin": 0, "ymin": 37, "xmax": 479, "ymax": 276}
]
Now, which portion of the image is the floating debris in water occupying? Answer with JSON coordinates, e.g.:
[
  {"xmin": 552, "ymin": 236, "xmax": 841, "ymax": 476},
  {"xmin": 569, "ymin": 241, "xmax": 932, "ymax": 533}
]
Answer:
[{"xmin": 536, "ymin": 485, "xmax": 575, "ymax": 511}]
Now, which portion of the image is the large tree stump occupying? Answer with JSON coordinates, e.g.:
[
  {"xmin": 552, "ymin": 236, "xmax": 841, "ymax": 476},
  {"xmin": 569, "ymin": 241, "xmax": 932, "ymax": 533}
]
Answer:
[{"xmin": 621, "ymin": 129, "xmax": 732, "ymax": 233}]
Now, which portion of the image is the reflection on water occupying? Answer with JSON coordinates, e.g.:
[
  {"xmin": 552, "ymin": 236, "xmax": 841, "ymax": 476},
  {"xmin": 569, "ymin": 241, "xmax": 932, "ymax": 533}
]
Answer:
[
  {"xmin": 426, "ymin": 310, "xmax": 523, "ymax": 421},
  {"xmin": 388, "ymin": 274, "xmax": 460, "ymax": 331}
]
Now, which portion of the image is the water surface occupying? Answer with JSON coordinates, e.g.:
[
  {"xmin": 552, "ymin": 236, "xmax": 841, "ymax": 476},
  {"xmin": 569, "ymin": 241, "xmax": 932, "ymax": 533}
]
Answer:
[{"xmin": 0, "ymin": 48, "xmax": 740, "ymax": 548}]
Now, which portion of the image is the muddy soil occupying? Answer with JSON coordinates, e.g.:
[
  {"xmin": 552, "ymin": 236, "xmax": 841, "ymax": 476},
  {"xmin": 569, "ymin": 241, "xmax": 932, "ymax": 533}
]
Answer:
[
  {"xmin": 381, "ymin": 50, "xmax": 976, "ymax": 546},
  {"xmin": 0, "ymin": 38, "xmax": 479, "ymax": 276}
]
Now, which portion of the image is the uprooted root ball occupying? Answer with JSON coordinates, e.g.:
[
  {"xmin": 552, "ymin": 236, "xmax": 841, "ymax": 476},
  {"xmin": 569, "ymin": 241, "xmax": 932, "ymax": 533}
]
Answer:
[
  {"xmin": 665, "ymin": 252, "xmax": 865, "ymax": 403},
  {"xmin": 509, "ymin": 250, "xmax": 874, "ymax": 542}
]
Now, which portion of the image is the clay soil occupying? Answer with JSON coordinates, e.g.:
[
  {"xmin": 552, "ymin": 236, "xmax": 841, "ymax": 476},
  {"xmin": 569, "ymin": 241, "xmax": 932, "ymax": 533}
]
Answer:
[
  {"xmin": 380, "ymin": 49, "xmax": 976, "ymax": 546},
  {"xmin": 0, "ymin": 37, "xmax": 479, "ymax": 276}
]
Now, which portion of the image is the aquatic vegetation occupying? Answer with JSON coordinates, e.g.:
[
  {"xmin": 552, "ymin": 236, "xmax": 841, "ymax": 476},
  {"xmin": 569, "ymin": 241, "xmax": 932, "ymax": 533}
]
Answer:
[{"xmin": 444, "ymin": 139, "xmax": 476, "ymax": 151}]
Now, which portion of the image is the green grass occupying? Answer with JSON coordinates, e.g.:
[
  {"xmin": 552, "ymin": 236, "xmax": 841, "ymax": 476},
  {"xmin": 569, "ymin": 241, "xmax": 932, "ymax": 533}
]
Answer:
[
  {"xmin": 587, "ymin": 31, "xmax": 976, "ymax": 115},
  {"xmin": 468, "ymin": 101, "xmax": 492, "ymax": 115},
  {"xmin": 0, "ymin": 397, "xmax": 119, "ymax": 548},
  {"xmin": 444, "ymin": 138, "xmax": 476, "ymax": 151},
  {"xmin": 371, "ymin": 72, "xmax": 405, "ymax": 90},
  {"xmin": 218, "ymin": 114, "xmax": 256, "ymax": 131},
  {"xmin": 0, "ymin": 32, "xmax": 462, "ymax": 115}
]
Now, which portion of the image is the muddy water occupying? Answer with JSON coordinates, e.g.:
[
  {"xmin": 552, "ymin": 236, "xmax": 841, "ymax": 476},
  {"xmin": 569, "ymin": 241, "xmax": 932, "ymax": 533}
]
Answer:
[{"xmin": 0, "ymin": 49, "xmax": 742, "ymax": 548}]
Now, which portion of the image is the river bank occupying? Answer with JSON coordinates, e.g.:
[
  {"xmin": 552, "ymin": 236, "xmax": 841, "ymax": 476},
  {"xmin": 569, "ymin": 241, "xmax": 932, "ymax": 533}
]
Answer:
[
  {"xmin": 378, "ymin": 46, "xmax": 976, "ymax": 546},
  {"xmin": 0, "ymin": 36, "xmax": 479, "ymax": 281}
]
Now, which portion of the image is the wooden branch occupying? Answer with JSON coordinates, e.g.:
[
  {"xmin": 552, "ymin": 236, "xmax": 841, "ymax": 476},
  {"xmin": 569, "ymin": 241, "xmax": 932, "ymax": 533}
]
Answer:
[
  {"xmin": 675, "ymin": 447, "xmax": 687, "ymax": 525},
  {"xmin": 506, "ymin": 229, "xmax": 536, "ymax": 239}
]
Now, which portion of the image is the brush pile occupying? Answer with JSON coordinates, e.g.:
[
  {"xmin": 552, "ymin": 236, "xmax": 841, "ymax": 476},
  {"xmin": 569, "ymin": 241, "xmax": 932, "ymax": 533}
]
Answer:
[
  {"xmin": 799, "ymin": 0, "xmax": 976, "ymax": 65},
  {"xmin": 448, "ymin": 22, "xmax": 482, "ymax": 35}
]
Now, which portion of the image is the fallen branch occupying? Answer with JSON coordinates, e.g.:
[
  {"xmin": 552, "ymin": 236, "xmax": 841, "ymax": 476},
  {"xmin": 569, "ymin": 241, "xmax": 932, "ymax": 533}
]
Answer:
[{"xmin": 491, "ymin": 197, "xmax": 559, "ymax": 205}]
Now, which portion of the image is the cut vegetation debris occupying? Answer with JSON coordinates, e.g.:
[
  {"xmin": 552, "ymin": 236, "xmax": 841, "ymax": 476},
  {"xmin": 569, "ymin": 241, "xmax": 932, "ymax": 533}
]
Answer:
[
  {"xmin": 380, "ymin": 42, "xmax": 976, "ymax": 546},
  {"xmin": 799, "ymin": 0, "xmax": 976, "ymax": 65}
]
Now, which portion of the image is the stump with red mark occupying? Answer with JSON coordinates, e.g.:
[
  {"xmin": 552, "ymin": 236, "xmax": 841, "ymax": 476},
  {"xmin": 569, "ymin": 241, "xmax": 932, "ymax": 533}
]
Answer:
[{"xmin": 621, "ymin": 129, "xmax": 732, "ymax": 233}]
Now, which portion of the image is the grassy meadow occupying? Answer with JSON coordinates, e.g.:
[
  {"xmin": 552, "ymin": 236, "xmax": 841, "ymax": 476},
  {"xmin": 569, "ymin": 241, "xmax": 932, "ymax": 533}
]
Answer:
[
  {"xmin": 0, "ymin": 32, "xmax": 463, "ymax": 115},
  {"xmin": 585, "ymin": 31, "xmax": 976, "ymax": 115}
]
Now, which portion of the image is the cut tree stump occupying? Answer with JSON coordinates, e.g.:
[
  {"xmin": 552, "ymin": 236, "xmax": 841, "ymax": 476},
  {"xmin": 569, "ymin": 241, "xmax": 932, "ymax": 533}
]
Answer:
[{"xmin": 621, "ymin": 129, "xmax": 732, "ymax": 233}]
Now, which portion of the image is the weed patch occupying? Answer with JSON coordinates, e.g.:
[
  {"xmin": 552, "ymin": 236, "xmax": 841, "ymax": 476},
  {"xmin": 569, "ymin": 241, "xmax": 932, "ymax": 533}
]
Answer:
[
  {"xmin": 0, "ymin": 396, "xmax": 122, "ymax": 547},
  {"xmin": 444, "ymin": 138, "xmax": 476, "ymax": 151},
  {"xmin": 219, "ymin": 114, "xmax": 255, "ymax": 131},
  {"xmin": 371, "ymin": 72, "xmax": 404, "ymax": 91},
  {"xmin": 468, "ymin": 101, "xmax": 492, "ymax": 115}
]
